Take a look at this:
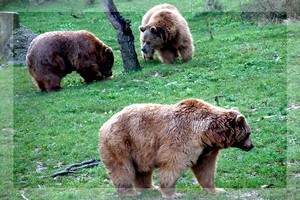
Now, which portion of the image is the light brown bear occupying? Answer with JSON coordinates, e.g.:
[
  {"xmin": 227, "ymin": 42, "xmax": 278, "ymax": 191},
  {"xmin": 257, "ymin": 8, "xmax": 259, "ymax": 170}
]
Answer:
[
  {"xmin": 99, "ymin": 98, "xmax": 254, "ymax": 198},
  {"xmin": 26, "ymin": 30, "xmax": 114, "ymax": 92},
  {"xmin": 139, "ymin": 4, "xmax": 194, "ymax": 64}
]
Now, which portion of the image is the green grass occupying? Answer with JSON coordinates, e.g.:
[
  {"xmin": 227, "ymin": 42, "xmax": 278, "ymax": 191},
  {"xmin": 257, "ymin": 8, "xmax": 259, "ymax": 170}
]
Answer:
[
  {"xmin": 1, "ymin": 0, "xmax": 299, "ymax": 199},
  {"xmin": 287, "ymin": 21, "xmax": 300, "ymax": 197},
  {"xmin": 0, "ymin": 65, "xmax": 14, "ymax": 199}
]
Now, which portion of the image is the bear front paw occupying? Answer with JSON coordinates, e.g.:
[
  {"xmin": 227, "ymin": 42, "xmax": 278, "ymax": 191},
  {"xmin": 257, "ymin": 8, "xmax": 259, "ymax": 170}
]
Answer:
[
  {"xmin": 103, "ymin": 75, "xmax": 114, "ymax": 80},
  {"xmin": 162, "ymin": 192, "xmax": 185, "ymax": 199},
  {"xmin": 117, "ymin": 188, "xmax": 141, "ymax": 197},
  {"xmin": 205, "ymin": 187, "xmax": 227, "ymax": 194}
]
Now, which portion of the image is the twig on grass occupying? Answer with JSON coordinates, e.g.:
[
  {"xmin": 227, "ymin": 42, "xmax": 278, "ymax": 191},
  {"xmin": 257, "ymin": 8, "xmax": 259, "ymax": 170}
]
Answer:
[
  {"xmin": 21, "ymin": 190, "xmax": 29, "ymax": 200},
  {"xmin": 207, "ymin": 21, "xmax": 214, "ymax": 40},
  {"xmin": 45, "ymin": 158, "xmax": 102, "ymax": 178},
  {"xmin": 214, "ymin": 95, "xmax": 223, "ymax": 106}
]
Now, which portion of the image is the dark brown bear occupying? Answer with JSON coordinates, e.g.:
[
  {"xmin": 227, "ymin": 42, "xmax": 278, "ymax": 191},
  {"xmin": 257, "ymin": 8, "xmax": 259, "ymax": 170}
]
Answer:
[
  {"xmin": 26, "ymin": 30, "xmax": 114, "ymax": 92},
  {"xmin": 99, "ymin": 98, "xmax": 254, "ymax": 198}
]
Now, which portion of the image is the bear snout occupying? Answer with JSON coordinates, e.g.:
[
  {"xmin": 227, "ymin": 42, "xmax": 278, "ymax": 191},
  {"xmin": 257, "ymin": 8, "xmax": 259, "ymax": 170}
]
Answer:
[
  {"xmin": 232, "ymin": 137, "xmax": 254, "ymax": 151},
  {"xmin": 141, "ymin": 47, "xmax": 148, "ymax": 53},
  {"xmin": 242, "ymin": 138, "xmax": 254, "ymax": 151},
  {"xmin": 243, "ymin": 144, "xmax": 254, "ymax": 151}
]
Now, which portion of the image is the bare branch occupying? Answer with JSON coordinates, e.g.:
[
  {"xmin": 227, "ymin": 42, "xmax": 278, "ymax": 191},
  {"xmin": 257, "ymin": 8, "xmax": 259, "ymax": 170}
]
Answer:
[{"xmin": 45, "ymin": 158, "xmax": 102, "ymax": 178}]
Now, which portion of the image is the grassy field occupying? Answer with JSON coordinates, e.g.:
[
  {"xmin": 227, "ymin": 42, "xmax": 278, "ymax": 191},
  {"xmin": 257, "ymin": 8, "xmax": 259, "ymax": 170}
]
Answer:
[{"xmin": 1, "ymin": 0, "xmax": 299, "ymax": 199}]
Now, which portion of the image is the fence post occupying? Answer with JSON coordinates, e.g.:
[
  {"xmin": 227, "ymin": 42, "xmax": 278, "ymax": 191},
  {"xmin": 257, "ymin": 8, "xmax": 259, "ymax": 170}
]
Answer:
[{"xmin": 0, "ymin": 12, "xmax": 19, "ymax": 65}]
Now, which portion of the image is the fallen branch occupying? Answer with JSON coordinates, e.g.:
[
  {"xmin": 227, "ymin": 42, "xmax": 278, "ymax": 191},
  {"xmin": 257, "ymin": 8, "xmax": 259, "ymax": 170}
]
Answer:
[{"xmin": 46, "ymin": 158, "xmax": 102, "ymax": 178}]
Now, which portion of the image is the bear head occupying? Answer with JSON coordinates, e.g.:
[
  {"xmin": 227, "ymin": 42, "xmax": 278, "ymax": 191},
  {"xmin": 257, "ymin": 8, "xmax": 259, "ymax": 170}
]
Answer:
[
  {"xmin": 139, "ymin": 26, "xmax": 165, "ymax": 60},
  {"xmin": 230, "ymin": 111, "xmax": 254, "ymax": 151},
  {"xmin": 81, "ymin": 47, "xmax": 114, "ymax": 83},
  {"xmin": 100, "ymin": 47, "xmax": 114, "ymax": 79},
  {"xmin": 191, "ymin": 102, "xmax": 254, "ymax": 151}
]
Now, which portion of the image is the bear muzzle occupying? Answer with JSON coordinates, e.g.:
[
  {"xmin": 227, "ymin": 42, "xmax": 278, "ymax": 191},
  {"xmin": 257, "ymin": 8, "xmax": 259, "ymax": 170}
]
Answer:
[
  {"xmin": 232, "ymin": 137, "xmax": 254, "ymax": 152},
  {"xmin": 241, "ymin": 138, "xmax": 254, "ymax": 151},
  {"xmin": 141, "ymin": 47, "xmax": 148, "ymax": 53}
]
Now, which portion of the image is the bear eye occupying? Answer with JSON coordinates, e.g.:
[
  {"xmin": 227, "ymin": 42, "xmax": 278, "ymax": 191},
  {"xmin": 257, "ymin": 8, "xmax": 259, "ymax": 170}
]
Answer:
[
  {"xmin": 146, "ymin": 41, "xmax": 151, "ymax": 45},
  {"xmin": 242, "ymin": 127, "xmax": 251, "ymax": 137}
]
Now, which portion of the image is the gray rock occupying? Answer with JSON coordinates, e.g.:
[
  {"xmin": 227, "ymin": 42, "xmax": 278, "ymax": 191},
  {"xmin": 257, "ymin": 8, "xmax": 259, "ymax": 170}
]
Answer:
[{"xmin": 0, "ymin": 12, "xmax": 37, "ymax": 67}]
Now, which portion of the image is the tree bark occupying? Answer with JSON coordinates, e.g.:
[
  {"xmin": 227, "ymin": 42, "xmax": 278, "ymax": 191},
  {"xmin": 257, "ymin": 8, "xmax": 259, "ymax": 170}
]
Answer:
[{"xmin": 102, "ymin": 0, "xmax": 141, "ymax": 72}]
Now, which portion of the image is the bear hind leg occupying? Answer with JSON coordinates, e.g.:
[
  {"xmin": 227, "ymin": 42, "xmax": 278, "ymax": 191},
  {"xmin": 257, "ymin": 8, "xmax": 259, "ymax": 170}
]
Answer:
[
  {"xmin": 108, "ymin": 160, "xmax": 140, "ymax": 197},
  {"xmin": 158, "ymin": 166, "xmax": 183, "ymax": 198},
  {"xmin": 134, "ymin": 170, "xmax": 157, "ymax": 192}
]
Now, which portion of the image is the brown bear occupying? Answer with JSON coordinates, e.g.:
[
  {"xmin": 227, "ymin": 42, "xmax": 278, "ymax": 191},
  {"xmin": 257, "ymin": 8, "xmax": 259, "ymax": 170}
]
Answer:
[
  {"xmin": 26, "ymin": 30, "xmax": 114, "ymax": 92},
  {"xmin": 99, "ymin": 98, "xmax": 254, "ymax": 198},
  {"xmin": 139, "ymin": 4, "xmax": 194, "ymax": 64}
]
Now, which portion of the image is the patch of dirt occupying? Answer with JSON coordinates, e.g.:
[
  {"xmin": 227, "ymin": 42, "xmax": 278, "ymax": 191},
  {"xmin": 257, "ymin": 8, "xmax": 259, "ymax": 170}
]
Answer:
[{"xmin": 232, "ymin": 190, "xmax": 264, "ymax": 200}]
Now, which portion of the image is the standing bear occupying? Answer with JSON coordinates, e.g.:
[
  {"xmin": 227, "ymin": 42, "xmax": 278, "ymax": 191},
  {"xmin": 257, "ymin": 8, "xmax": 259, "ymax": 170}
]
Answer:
[
  {"xmin": 99, "ymin": 98, "xmax": 254, "ymax": 198},
  {"xmin": 139, "ymin": 4, "xmax": 194, "ymax": 64},
  {"xmin": 26, "ymin": 30, "xmax": 114, "ymax": 92}
]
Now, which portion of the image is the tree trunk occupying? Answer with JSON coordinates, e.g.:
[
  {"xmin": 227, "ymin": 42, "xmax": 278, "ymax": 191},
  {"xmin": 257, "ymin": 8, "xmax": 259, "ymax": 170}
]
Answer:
[{"xmin": 102, "ymin": 0, "xmax": 141, "ymax": 72}]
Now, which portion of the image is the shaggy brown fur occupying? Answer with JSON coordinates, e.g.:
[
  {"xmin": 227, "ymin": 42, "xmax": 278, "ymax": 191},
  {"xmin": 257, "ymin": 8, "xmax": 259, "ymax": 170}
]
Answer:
[
  {"xmin": 140, "ymin": 4, "xmax": 179, "ymax": 31},
  {"xmin": 99, "ymin": 98, "xmax": 254, "ymax": 198},
  {"xmin": 139, "ymin": 4, "xmax": 194, "ymax": 64},
  {"xmin": 26, "ymin": 30, "xmax": 114, "ymax": 92}
]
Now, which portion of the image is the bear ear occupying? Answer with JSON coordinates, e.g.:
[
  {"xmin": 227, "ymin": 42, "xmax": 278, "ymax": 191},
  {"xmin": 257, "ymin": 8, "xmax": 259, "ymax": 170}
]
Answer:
[
  {"xmin": 105, "ymin": 47, "xmax": 114, "ymax": 59},
  {"xmin": 231, "ymin": 107, "xmax": 239, "ymax": 111},
  {"xmin": 105, "ymin": 47, "xmax": 113, "ymax": 55},
  {"xmin": 150, "ymin": 26, "xmax": 157, "ymax": 34},
  {"xmin": 104, "ymin": 47, "xmax": 114, "ymax": 66},
  {"xmin": 139, "ymin": 26, "xmax": 146, "ymax": 32},
  {"xmin": 235, "ymin": 114, "xmax": 245, "ymax": 126}
]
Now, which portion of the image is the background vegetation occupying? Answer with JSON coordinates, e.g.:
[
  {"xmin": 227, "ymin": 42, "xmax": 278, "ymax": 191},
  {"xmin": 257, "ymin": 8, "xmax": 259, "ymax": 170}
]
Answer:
[{"xmin": 0, "ymin": 0, "xmax": 299, "ymax": 199}]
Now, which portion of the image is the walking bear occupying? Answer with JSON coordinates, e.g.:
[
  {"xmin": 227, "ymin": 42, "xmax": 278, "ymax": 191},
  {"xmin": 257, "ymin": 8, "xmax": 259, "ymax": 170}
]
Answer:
[
  {"xmin": 99, "ymin": 98, "xmax": 254, "ymax": 198},
  {"xmin": 139, "ymin": 4, "xmax": 194, "ymax": 63},
  {"xmin": 26, "ymin": 30, "xmax": 114, "ymax": 92}
]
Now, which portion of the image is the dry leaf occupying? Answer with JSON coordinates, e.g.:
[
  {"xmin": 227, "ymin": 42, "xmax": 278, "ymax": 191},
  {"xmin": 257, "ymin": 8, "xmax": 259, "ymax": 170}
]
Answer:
[
  {"xmin": 261, "ymin": 183, "xmax": 274, "ymax": 189},
  {"xmin": 257, "ymin": 115, "xmax": 275, "ymax": 121}
]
